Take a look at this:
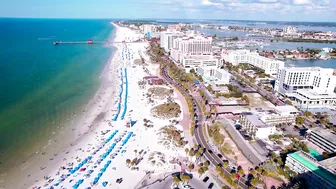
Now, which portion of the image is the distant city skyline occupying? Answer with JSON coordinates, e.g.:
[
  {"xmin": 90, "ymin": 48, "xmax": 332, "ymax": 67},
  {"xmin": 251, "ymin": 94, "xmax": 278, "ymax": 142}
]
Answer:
[{"xmin": 1, "ymin": 0, "xmax": 336, "ymax": 22}]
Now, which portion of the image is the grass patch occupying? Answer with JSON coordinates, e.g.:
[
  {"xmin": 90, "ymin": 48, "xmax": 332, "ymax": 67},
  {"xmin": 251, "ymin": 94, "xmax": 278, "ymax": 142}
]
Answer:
[
  {"xmin": 147, "ymin": 87, "xmax": 173, "ymax": 99},
  {"xmin": 157, "ymin": 125, "xmax": 186, "ymax": 148},
  {"xmin": 151, "ymin": 102, "xmax": 181, "ymax": 119},
  {"xmin": 267, "ymin": 171, "xmax": 285, "ymax": 182},
  {"xmin": 209, "ymin": 122, "xmax": 225, "ymax": 145}
]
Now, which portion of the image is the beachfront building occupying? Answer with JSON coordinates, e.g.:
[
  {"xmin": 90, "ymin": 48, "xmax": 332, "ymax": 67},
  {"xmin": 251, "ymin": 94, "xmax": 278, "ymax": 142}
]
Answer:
[
  {"xmin": 140, "ymin": 24, "xmax": 157, "ymax": 35},
  {"xmin": 239, "ymin": 112, "xmax": 276, "ymax": 139},
  {"xmin": 222, "ymin": 49, "xmax": 284, "ymax": 76},
  {"xmin": 179, "ymin": 54, "xmax": 219, "ymax": 69},
  {"xmin": 306, "ymin": 127, "xmax": 336, "ymax": 153},
  {"xmin": 275, "ymin": 67, "xmax": 336, "ymax": 110},
  {"xmin": 160, "ymin": 32, "xmax": 183, "ymax": 53},
  {"xmin": 285, "ymin": 150, "xmax": 336, "ymax": 189},
  {"xmin": 170, "ymin": 36, "xmax": 213, "ymax": 61},
  {"xmin": 197, "ymin": 66, "xmax": 231, "ymax": 85}
]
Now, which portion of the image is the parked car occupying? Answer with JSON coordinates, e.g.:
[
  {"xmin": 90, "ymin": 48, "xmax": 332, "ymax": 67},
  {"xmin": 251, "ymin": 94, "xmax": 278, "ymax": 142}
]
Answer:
[
  {"xmin": 208, "ymin": 183, "xmax": 214, "ymax": 189},
  {"xmin": 202, "ymin": 176, "xmax": 209, "ymax": 183}
]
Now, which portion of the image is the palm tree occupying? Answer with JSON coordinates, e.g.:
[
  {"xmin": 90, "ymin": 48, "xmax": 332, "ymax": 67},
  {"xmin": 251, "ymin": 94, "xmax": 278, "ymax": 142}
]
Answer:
[
  {"xmin": 216, "ymin": 165, "xmax": 222, "ymax": 173},
  {"xmin": 223, "ymin": 161, "xmax": 229, "ymax": 168},
  {"xmin": 204, "ymin": 161, "xmax": 210, "ymax": 167},
  {"xmin": 195, "ymin": 151, "xmax": 201, "ymax": 162},
  {"xmin": 185, "ymin": 148, "xmax": 189, "ymax": 155},
  {"xmin": 197, "ymin": 167, "xmax": 205, "ymax": 177},
  {"xmin": 188, "ymin": 163, "xmax": 195, "ymax": 171},
  {"xmin": 134, "ymin": 149, "xmax": 138, "ymax": 156},
  {"xmin": 172, "ymin": 176, "xmax": 180, "ymax": 187},
  {"xmin": 126, "ymin": 159, "xmax": 131, "ymax": 166},
  {"xmin": 181, "ymin": 174, "xmax": 191, "ymax": 184}
]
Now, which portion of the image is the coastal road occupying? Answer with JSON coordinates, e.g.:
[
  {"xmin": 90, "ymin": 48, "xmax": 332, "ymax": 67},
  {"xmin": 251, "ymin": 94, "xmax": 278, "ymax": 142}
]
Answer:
[{"xmin": 161, "ymin": 64, "xmax": 248, "ymax": 189}]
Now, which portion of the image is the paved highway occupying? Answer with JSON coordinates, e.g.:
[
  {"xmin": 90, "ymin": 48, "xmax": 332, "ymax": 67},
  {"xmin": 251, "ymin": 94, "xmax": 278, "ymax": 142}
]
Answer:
[{"xmin": 161, "ymin": 64, "xmax": 249, "ymax": 189}]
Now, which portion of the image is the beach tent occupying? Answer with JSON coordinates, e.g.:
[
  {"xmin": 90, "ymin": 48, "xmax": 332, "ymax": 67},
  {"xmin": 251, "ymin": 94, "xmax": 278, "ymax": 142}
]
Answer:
[
  {"xmin": 102, "ymin": 181, "xmax": 108, "ymax": 187},
  {"xmin": 94, "ymin": 177, "xmax": 99, "ymax": 183}
]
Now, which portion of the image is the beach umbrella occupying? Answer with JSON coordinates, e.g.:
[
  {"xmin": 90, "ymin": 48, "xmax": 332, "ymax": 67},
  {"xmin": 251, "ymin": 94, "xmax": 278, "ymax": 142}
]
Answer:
[
  {"xmin": 98, "ymin": 173, "xmax": 103, "ymax": 177},
  {"xmin": 72, "ymin": 183, "xmax": 79, "ymax": 189},
  {"xmin": 102, "ymin": 181, "xmax": 108, "ymax": 187},
  {"xmin": 94, "ymin": 177, "xmax": 99, "ymax": 183},
  {"xmin": 78, "ymin": 179, "xmax": 84, "ymax": 184},
  {"xmin": 107, "ymin": 160, "xmax": 111, "ymax": 164}
]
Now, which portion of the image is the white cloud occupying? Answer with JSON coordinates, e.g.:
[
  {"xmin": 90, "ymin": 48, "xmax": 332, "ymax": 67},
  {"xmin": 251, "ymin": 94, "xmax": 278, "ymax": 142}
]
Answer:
[
  {"xmin": 258, "ymin": 0, "xmax": 278, "ymax": 2},
  {"xmin": 201, "ymin": 0, "xmax": 223, "ymax": 6},
  {"xmin": 292, "ymin": 0, "xmax": 311, "ymax": 5}
]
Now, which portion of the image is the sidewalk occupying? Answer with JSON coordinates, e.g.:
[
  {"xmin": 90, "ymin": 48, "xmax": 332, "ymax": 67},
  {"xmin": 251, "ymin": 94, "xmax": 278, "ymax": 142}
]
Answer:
[{"xmin": 173, "ymin": 87, "xmax": 193, "ymax": 145}]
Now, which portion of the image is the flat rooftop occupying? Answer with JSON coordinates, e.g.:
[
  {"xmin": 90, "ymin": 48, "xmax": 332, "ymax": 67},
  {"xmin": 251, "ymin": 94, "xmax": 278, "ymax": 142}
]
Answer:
[
  {"xmin": 244, "ymin": 113, "xmax": 269, "ymax": 128},
  {"xmin": 183, "ymin": 55, "xmax": 216, "ymax": 60},
  {"xmin": 296, "ymin": 89, "xmax": 336, "ymax": 100},
  {"xmin": 309, "ymin": 127, "xmax": 336, "ymax": 145},
  {"xmin": 274, "ymin": 105, "xmax": 299, "ymax": 114},
  {"xmin": 289, "ymin": 152, "xmax": 336, "ymax": 187},
  {"xmin": 216, "ymin": 106, "xmax": 249, "ymax": 114},
  {"xmin": 320, "ymin": 156, "xmax": 336, "ymax": 174},
  {"xmin": 281, "ymin": 66, "xmax": 334, "ymax": 73}
]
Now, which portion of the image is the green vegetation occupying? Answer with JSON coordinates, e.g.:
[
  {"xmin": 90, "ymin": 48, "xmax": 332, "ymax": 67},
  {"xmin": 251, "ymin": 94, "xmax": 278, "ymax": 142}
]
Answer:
[
  {"xmin": 303, "ymin": 111, "xmax": 312, "ymax": 117},
  {"xmin": 215, "ymin": 84, "xmax": 242, "ymax": 98},
  {"xmin": 150, "ymin": 102, "xmax": 181, "ymax": 119},
  {"xmin": 147, "ymin": 87, "xmax": 173, "ymax": 99},
  {"xmin": 208, "ymin": 122, "xmax": 225, "ymax": 145},
  {"xmin": 167, "ymin": 63, "xmax": 195, "ymax": 90},
  {"xmin": 295, "ymin": 116, "xmax": 304, "ymax": 125},
  {"xmin": 285, "ymin": 99, "xmax": 293, "ymax": 105},
  {"xmin": 158, "ymin": 125, "xmax": 186, "ymax": 148}
]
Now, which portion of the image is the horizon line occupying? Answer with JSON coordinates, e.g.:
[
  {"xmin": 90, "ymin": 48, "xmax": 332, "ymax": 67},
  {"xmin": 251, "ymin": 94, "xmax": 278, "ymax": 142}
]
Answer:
[{"xmin": 1, "ymin": 17, "xmax": 336, "ymax": 23}]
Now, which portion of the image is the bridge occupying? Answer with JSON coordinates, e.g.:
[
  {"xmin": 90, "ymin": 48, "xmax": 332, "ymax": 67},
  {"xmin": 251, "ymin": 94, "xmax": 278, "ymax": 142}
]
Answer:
[{"xmin": 53, "ymin": 40, "xmax": 144, "ymax": 45}]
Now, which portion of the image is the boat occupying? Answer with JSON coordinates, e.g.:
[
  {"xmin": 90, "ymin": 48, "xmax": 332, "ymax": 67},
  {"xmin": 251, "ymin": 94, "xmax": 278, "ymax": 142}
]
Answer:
[{"xmin": 53, "ymin": 41, "xmax": 59, "ymax": 45}]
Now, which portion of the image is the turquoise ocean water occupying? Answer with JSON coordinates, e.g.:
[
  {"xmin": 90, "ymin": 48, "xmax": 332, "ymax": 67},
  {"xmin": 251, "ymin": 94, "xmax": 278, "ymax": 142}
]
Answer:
[{"xmin": 0, "ymin": 18, "xmax": 114, "ymax": 172}]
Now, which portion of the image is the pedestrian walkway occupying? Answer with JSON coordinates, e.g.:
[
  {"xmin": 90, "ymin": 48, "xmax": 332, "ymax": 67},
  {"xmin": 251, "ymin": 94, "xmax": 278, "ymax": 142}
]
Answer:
[{"xmin": 173, "ymin": 87, "xmax": 193, "ymax": 145}]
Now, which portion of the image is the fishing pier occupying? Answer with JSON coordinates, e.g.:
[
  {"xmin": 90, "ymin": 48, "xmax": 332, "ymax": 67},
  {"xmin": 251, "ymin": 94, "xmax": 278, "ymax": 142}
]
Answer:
[{"xmin": 53, "ymin": 39, "xmax": 142, "ymax": 45}]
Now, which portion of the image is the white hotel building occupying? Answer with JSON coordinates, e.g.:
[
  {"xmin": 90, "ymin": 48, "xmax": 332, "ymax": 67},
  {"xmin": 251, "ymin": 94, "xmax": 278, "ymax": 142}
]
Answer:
[
  {"xmin": 160, "ymin": 32, "xmax": 183, "ymax": 53},
  {"xmin": 197, "ymin": 66, "xmax": 231, "ymax": 85},
  {"xmin": 275, "ymin": 67, "xmax": 336, "ymax": 110},
  {"xmin": 222, "ymin": 49, "xmax": 285, "ymax": 76},
  {"xmin": 180, "ymin": 55, "xmax": 219, "ymax": 69},
  {"xmin": 170, "ymin": 36, "xmax": 212, "ymax": 61}
]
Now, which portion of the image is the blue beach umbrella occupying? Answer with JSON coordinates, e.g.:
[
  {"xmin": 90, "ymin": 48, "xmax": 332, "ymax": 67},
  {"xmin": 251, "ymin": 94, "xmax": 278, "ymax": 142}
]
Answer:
[{"xmin": 102, "ymin": 181, "xmax": 108, "ymax": 187}]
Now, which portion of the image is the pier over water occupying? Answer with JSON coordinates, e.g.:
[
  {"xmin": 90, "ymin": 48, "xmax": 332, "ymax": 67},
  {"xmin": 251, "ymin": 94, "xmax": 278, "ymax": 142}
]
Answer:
[{"xmin": 53, "ymin": 39, "xmax": 143, "ymax": 45}]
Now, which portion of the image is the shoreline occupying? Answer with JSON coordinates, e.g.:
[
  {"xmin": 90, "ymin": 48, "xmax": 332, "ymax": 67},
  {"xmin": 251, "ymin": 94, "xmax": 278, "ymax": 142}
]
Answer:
[
  {"xmin": 0, "ymin": 23, "xmax": 120, "ymax": 189},
  {"xmin": 3, "ymin": 23, "xmax": 195, "ymax": 189}
]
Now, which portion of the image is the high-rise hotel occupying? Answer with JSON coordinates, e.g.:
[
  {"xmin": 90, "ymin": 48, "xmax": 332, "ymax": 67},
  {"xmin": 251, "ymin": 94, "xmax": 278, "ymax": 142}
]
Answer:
[{"xmin": 275, "ymin": 67, "xmax": 336, "ymax": 109}]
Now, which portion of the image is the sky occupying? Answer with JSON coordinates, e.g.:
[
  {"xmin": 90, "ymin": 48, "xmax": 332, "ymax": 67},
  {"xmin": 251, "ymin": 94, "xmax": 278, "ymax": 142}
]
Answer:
[{"xmin": 0, "ymin": 0, "xmax": 335, "ymax": 22}]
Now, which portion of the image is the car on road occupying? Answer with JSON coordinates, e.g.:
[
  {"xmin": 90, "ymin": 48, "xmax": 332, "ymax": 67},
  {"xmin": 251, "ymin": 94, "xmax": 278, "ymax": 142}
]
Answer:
[
  {"xmin": 208, "ymin": 183, "xmax": 214, "ymax": 189},
  {"xmin": 217, "ymin": 153, "xmax": 223, "ymax": 158},
  {"xmin": 202, "ymin": 176, "xmax": 209, "ymax": 183},
  {"xmin": 208, "ymin": 149, "xmax": 213, "ymax": 154}
]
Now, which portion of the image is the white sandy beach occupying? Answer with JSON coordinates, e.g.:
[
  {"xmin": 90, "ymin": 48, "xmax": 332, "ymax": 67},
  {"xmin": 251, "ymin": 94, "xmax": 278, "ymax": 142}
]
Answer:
[{"xmin": 0, "ymin": 24, "xmax": 191, "ymax": 189}]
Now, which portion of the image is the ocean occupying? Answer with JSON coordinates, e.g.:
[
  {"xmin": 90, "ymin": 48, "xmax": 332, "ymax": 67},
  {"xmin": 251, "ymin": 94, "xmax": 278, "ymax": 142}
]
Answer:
[{"xmin": 0, "ymin": 18, "xmax": 114, "ymax": 173}]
